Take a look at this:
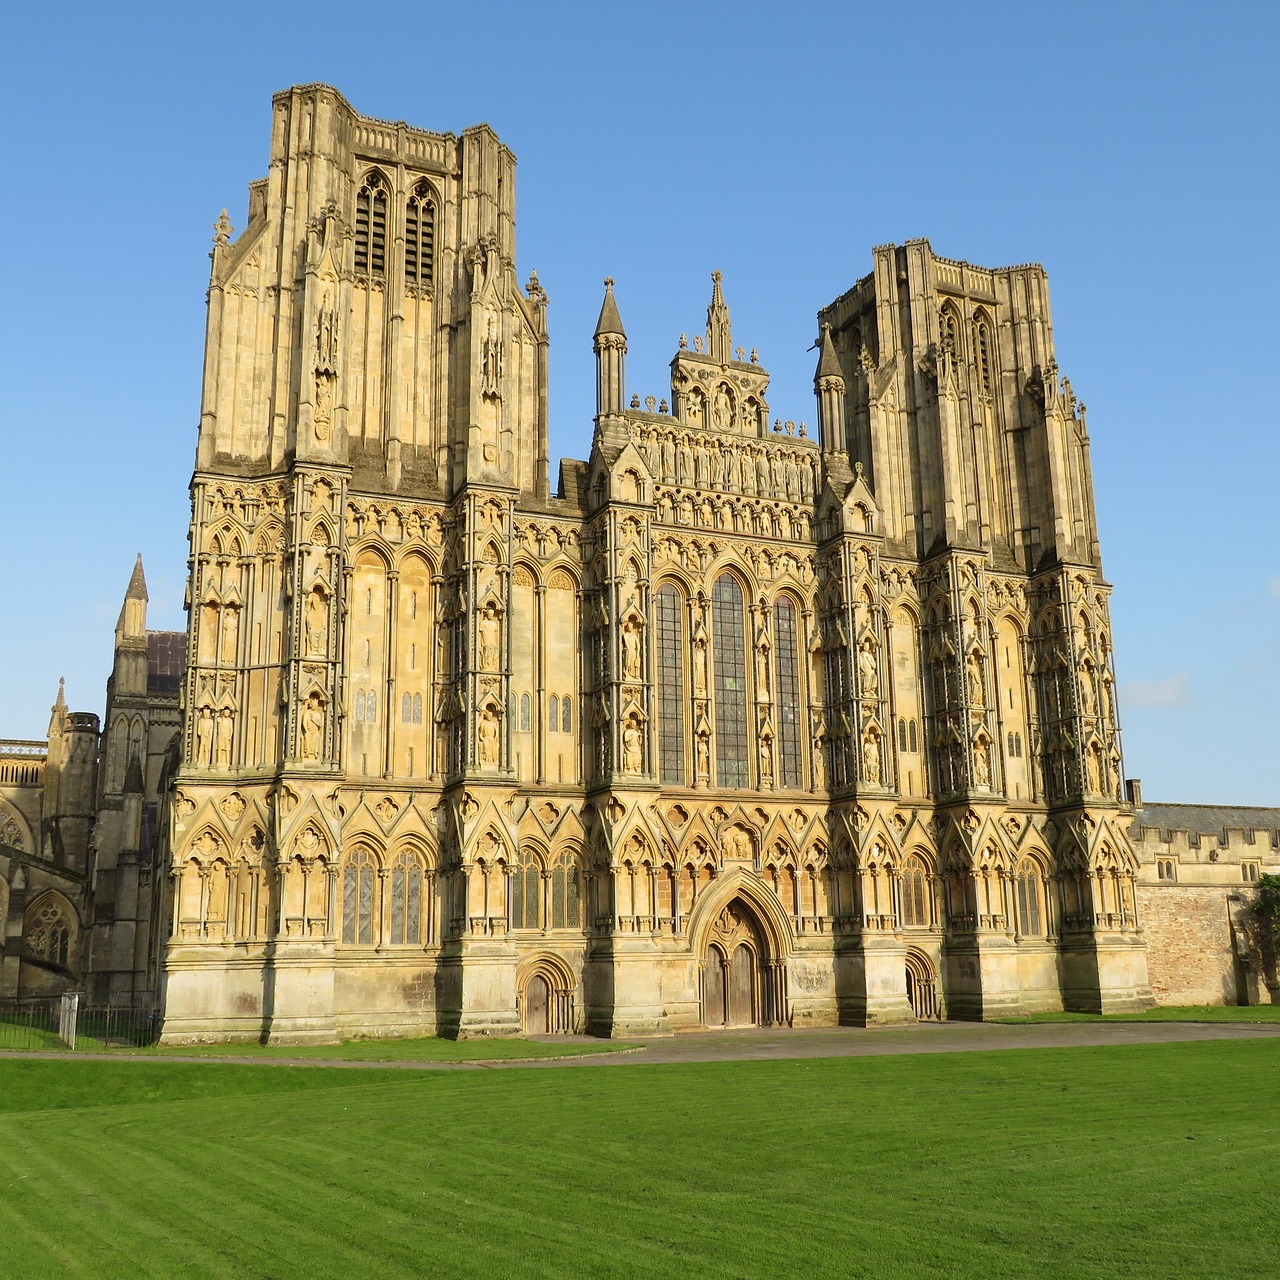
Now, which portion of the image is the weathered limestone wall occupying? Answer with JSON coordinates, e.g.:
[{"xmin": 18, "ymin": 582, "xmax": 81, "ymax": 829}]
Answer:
[{"xmin": 1138, "ymin": 885, "xmax": 1240, "ymax": 1006}]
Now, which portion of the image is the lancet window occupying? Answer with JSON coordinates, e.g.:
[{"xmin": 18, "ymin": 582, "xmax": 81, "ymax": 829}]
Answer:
[
  {"xmin": 509, "ymin": 849, "xmax": 541, "ymax": 930},
  {"xmin": 1015, "ymin": 858, "xmax": 1044, "ymax": 937},
  {"xmin": 774, "ymin": 598, "xmax": 802, "ymax": 789},
  {"xmin": 404, "ymin": 181, "xmax": 436, "ymax": 288},
  {"xmin": 550, "ymin": 852, "xmax": 582, "ymax": 930},
  {"xmin": 712, "ymin": 575, "xmax": 749, "ymax": 788},
  {"xmin": 901, "ymin": 856, "xmax": 930, "ymax": 928},
  {"xmin": 973, "ymin": 314, "xmax": 993, "ymax": 393},
  {"xmin": 342, "ymin": 847, "xmax": 377, "ymax": 945},
  {"xmin": 388, "ymin": 852, "xmax": 422, "ymax": 945},
  {"xmin": 655, "ymin": 585, "xmax": 685, "ymax": 784},
  {"xmin": 354, "ymin": 172, "xmax": 389, "ymax": 277}
]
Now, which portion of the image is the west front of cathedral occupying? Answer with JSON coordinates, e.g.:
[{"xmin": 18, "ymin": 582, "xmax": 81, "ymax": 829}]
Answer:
[{"xmin": 4, "ymin": 85, "xmax": 1275, "ymax": 1041}]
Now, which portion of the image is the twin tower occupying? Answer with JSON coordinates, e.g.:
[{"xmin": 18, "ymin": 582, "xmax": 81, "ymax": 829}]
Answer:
[{"xmin": 161, "ymin": 84, "xmax": 1150, "ymax": 1044}]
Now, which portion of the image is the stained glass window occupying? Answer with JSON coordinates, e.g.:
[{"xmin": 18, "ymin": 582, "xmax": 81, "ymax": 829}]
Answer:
[
  {"xmin": 774, "ymin": 599, "xmax": 802, "ymax": 789},
  {"xmin": 712, "ymin": 576, "xmax": 749, "ymax": 788},
  {"xmin": 655, "ymin": 585, "xmax": 685, "ymax": 783}
]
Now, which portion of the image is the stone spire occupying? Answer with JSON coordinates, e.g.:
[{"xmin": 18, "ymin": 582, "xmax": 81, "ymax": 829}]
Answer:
[
  {"xmin": 706, "ymin": 270, "xmax": 732, "ymax": 365},
  {"xmin": 593, "ymin": 276, "xmax": 626, "ymax": 340},
  {"xmin": 593, "ymin": 277, "xmax": 627, "ymax": 420},
  {"xmin": 116, "ymin": 555, "xmax": 149, "ymax": 644},
  {"xmin": 814, "ymin": 323, "xmax": 848, "ymax": 456}
]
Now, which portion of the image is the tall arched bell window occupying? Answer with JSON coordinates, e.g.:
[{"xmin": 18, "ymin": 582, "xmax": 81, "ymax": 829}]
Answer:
[
  {"xmin": 354, "ymin": 172, "xmax": 389, "ymax": 276},
  {"xmin": 404, "ymin": 181, "xmax": 436, "ymax": 288}
]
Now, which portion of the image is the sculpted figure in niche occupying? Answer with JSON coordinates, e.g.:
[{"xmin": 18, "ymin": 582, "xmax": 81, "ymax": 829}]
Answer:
[
  {"xmin": 858, "ymin": 638, "xmax": 878, "ymax": 697},
  {"xmin": 478, "ymin": 704, "xmax": 500, "ymax": 767},
  {"xmin": 863, "ymin": 732, "xmax": 881, "ymax": 786},
  {"xmin": 784, "ymin": 454, "xmax": 799, "ymax": 501},
  {"xmin": 622, "ymin": 716, "xmax": 643, "ymax": 774},
  {"xmin": 306, "ymin": 590, "xmax": 328, "ymax": 655},
  {"xmin": 622, "ymin": 617, "xmax": 642, "ymax": 680},
  {"xmin": 694, "ymin": 439, "xmax": 709, "ymax": 488},
  {"xmin": 215, "ymin": 708, "xmax": 234, "ymax": 769},
  {"xmin": 973, "ymin": 740, "xmax": 990, "ymax": 787},
  {"xmin": 196, "ymin": 706, "xmax": 215, "ymax": 767},
  {"xmin": 967, "ymin": 654, "xmax": 984, "ymax": 705},
  {"xmin": 1079, "ymin": 662, "xmax": 1097, "ymax": 715},
  {"xmin": 756, "ymin": 450, "xmax": 771, "ymax": 495},
  {"xmin": 760, "ymin": 736, "xmax": 773, "ymax": 785},
  {"xmin": 300, "ymin": 694, "xmax": 325, "ymax": 761},
  {"xmin": 812, "ymin": 737, "xmax": 826, "ymax": 788},
  {"xmin": 678, "ymin": 439, "xmax": 693, "ymax": 486},
  {"xmin": 741, "ymin": 450, "xmax": 756, "ymax": 495},
  {"xmin": 661, "ymin": 434, "xmax": 676, "ymax": 484},
  {"xmin": 221, "ymin": 608, "xmax": 239, "ymax": 665},
  {"xmin": 711, "ymin": 387, "xmax": 732, "ymax": 431},
  {"xmin": 695, "ymin": 733, "xmax": 710, "ymax": 782},
  {"xmin": 479, "ymin": 605, "xmax": 501, "ymax": 672}
]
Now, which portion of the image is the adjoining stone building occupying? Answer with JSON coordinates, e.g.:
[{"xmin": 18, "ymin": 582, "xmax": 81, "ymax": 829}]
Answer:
[{"xmin": 1, "ymin": 84, "xmax": 1273, "ymax": 1036}]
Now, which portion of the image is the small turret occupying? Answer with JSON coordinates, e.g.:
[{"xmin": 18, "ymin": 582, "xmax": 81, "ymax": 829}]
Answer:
[
  {"xmin": 116, "ymin": 554, "xmax": 149, "ymax": 646},
  {"xmin": 814, "ymin": 324, "xmax": 847, "ymax": 454},
  {"xmin": 593, "ymin": 277, "xmax": 627, "ymax": 419}
]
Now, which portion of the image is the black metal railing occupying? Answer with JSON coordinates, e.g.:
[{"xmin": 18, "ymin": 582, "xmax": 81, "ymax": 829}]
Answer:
[{"xmin": 0, "ymin": 996, "xmax": 160, "ymax": 1051}]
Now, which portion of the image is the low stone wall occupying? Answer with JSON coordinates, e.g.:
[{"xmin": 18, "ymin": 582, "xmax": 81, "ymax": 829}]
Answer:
[{"xmin": 1138, "ymin": 884, "xmax": 1242, "ymax": 1006}]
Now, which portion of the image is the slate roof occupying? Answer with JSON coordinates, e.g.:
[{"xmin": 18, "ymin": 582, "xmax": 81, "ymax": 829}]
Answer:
[
  {"xmin": 147, "ymin": 631, "xmax": 187, "ymax": 695},
  {"xmin": 1134, "ymin": 802, "xmax": 1280, "ymax": 842}
]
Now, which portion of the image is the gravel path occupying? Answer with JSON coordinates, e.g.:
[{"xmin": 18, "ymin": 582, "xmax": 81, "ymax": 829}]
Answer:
[{"xmin": 3, "ymin": 1020, "xmax": 1277, "ymax": 1072}]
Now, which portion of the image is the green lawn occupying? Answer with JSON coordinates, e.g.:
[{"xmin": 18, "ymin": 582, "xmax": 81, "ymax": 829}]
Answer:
[
  {"xmin": 997, "ymin": 1003, "xmax": 1280, "ymax": 1024},
  {"xmin": 134, "ymin": 1034, "xmax": 635, "ymax": 1061},
  {"xmin": 0, "ymin": 1040, "xmax": 1276, "ymax": 1278}
]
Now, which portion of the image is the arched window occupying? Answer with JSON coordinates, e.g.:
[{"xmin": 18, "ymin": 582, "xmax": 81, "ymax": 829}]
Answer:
[
  {"xmin": 550, "ymin": 851, "xmax": 582, "ymax": 930},
  {"xmin": 655, "ymin": 584, "xmax": 686, "ymax": 783},
  {"xmin": 509, "ymin": 850, "xmax": 541, "ymax": 930},
  {"xmin": 355, "ymin": 691, "xmax": 367, "ymax": 723},
  {"xmin": 774, "ymin": 599, "xmax": 802, "ymax": 789},
  {"xmin": 561, "ymin": 696, "xmax": 572, "ymax": 734},
  {"xmin": 939, "ymin": 304, "xmax": 960, "ymax": 354},
  {"xmin": 901, "ymin": 856, "xmax": 930, "ymax": 928},
  {"xmin": 404, "ymin": 181, "xmax": 436, "ymax": 289},
  {"xmin": 898, "ymin": 718, "xmax": 908, "ymax": 752},
  {"xmin": 908, "ymin": 719, "xmax": 918, "ymax": 753},
  {"xmin": 24, "ymin": 895, "xmax": 73, "ymax": 967},
  {"xmin": 402, "ymin": 693, "xmax": 413, "ymax": 724},
  {"xmin": 712, "ymin": 575, "xmax": 749, "ymax": 788},
  {"xmin": 367, "ymin": 692, "xmax": 377, "ymax": 723},
  {"xmin": 549, "ymin": 695, "xmax": 559, "ymax": 733},
  {"xmin": 973, "ymin": 314, "xmax": 993, "ymax": 392},
  {"xmin": 1015, "ymin": 858, "xmax": 1044, "ymax": 936},
  {"xmin": 354, "ymin": 172, "xmax": 388, "ymax": 277},
  {"xmin": 412, "ymin": 693, "xmax": 423, "ymax": 725},
  {"xmin": 520, "ymin": 693, "xmax": 531, "ymax": 732},
  {"xmin": 342, "ymin": 847, "xmax": 378, "ymax": 945},
  {"xmin": 389, "ymin": 852, "xmax": 422, "ymax": 945}
]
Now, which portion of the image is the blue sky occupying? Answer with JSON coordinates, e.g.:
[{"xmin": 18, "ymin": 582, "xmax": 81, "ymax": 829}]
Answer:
[{"xmin": 1, "ymin": 1, "xmax": 1276, "ymax": 804}]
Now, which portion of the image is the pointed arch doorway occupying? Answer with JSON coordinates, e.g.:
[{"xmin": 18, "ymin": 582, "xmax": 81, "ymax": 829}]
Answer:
[{"xmin": 702, "ymin": 898, "xmax": 771, "ymax": 1028}]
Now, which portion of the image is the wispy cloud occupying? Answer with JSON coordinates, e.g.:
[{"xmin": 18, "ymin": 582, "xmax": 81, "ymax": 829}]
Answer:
[{"xmin": 1122, "ymin": 671, "xmax": 1195, "ymax": 710}]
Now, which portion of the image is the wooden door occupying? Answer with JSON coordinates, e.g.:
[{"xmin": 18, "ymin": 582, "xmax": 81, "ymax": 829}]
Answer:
[
  {"xmin": 526, "ymin": 974, "xmax": 550, "ymax": 1034},
  {"xmin": 728, "ymin": 943, "xmax": 756, "ymax": 1026},
  {"xmin": 705, "ymin": 946, "xmax": 727, "ymax": 1027}
]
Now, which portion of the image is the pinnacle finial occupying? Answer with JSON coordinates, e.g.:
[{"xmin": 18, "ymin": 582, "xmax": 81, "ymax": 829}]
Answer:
[{"xmin": 594, "ymin": 276, "xmax": 626, "ymax": 341}]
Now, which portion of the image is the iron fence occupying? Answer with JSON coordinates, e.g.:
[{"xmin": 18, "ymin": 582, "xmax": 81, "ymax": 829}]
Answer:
[{"xmin": 0, "ymin": 996, "xmax": 160, "ymax": 1051}]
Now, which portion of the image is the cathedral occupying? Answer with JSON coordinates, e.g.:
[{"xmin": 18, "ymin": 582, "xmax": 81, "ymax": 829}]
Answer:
[{"xmin": 1, "ymin": 85, "xmax": 1275, "ymax": 1039}]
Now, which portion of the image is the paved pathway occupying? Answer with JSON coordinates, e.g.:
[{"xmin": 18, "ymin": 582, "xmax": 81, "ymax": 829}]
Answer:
[{"xmin": 3, "ymin": 1020, "xmax": 1277, "ymax": 1072}]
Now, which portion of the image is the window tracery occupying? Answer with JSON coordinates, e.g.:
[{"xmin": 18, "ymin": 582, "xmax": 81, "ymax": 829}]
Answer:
[
  {"xmin": 404, "ymin": 181, "xmax": 436, "ymax": 289},
  {"xmin": 655, "ymin": 584, "xmax": 686, "ymax": 783},
  {"xmin": 712, "ymin": 575, "xmax": 749, "ymax": 788},
  {"xmin": 342, "ymin": 847, "xmax": 378, "ymax": 944},
  {"xmin": 774, "ymin": 598, "xmax": 802, "ymax": 789},
  {"xmin": 354, "ymin": 172, "xmax": 388, "ymax": 276}
]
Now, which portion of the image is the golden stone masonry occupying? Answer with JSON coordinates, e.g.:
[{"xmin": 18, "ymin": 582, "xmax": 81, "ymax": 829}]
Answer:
[{"xmin": 1, "ymin": 86, "xmax": 1274, "ymax": 1038}]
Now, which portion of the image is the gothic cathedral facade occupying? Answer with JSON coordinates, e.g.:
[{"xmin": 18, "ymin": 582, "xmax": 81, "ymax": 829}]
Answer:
[{"xmin": 161, "ymin": 85, "xmax": 1154, "ymax": 1042}]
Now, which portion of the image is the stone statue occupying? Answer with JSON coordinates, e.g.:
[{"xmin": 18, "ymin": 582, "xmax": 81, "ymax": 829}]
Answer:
[
  {"xmin": 478, "ymin": 704, "xmax": 500, "ymax": 767},
  {"xmin": 300, "ymin": 694, "xmax": 325, "ymax": 760},
  {"xmin": 622, "ymin": 618, "xmax": 642, "ymax": 680},
  {"xmin": 756, "ymin": 450, "xmax": 770, "ymax": 495},
  {"xmin": 479, "ymin": 606, "xmax": 501, "ymax": 672},
  {"xmin": 221, "ymin": 608, "xmax": 239, "ymax": 665},
  {"xmin": 813, "ymin": 738, "xmax": 826, "ymax": 788},
  {"xmin": 1079, "ymin": 663, "xmax": 1097, "ymax": 715},
  {"xmin": 215, "ymin": 708, "xmax": 234, "ymax": 768},
  {"xmin": 759, "ymin": 736, "xmax": 773, "ymax": 785},
  {"xmin": 973, "ymin": 740, "xmax": 990, "ymax": 787},
  {"xmin": 968, "ymin": 654, "xmax": 984, "ymax": 705},
  {"xmin": 306, "ymin": 590, "xmax": 328, "ymax": 655},
  {"xmin": 196, "ymin": 706, "xmax": 214, "ymax": 766},
  {"xmin": 857, "ymin": 638, "xmax": 878, "ymax": 697},
  {"xmin": 622, "ymin": 718, "xmax": 643, "ymax": 774},
  {"xmin": 712, "ymin": 388, "xmax": 731, "ymax": 430},
  {"xmin": 695, "ymin": 733, "xmax": 710, "ymax": 781},
  {"xmin": 863, "ymin": 733, "xmax": 881, "ymax": 785}
]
